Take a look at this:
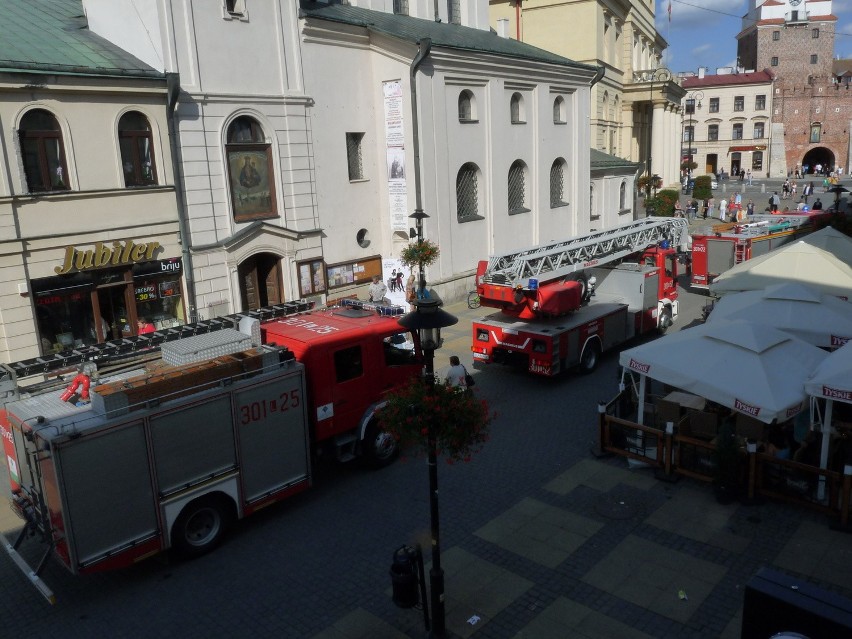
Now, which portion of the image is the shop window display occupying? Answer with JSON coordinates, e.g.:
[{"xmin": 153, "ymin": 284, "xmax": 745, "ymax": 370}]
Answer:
[{"xmin": 33, "ymin": 258, "xmax": 186, "ymax": 355}]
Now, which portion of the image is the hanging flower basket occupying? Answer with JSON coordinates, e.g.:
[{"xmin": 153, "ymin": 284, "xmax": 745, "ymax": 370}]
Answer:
[
  {"xmin": 399, "ymin": 239, "xmax": 440, "ymax": 268},
  {"xmin": 379, "ymin": 378, "xmax": 494, "ymax": 463}
]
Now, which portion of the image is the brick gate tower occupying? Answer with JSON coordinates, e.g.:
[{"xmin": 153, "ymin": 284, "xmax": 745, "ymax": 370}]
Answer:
[{"xmin": 737, "ymin": 0, "xmax": 850, "ymax": 177}]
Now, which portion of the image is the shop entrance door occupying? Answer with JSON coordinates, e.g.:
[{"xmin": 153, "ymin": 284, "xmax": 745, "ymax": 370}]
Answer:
[
  {"xmin": 238, "ymin": 253, "xmax": 283, "ymax": 310},
  {"xmin": 94, "ymin": 283, "xmax": 132, "ymax": 341}
]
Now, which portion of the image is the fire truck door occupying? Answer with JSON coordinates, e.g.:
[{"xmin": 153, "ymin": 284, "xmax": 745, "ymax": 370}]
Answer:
[
  {"xmin": 328, "ymin": 344, "xmax": 370, "ymax": 437},
  {"xmin": 234, "ymin": 375, "xmax": 309, "ymax": 502},
  {"xmin": 707, "ymin": 239, "xmax": 735, "ymax": 280}
]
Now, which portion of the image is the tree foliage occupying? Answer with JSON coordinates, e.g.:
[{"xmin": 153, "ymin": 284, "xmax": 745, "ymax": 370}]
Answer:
[{"xmin": 693, "ymin": 175, "xmax": 713, "ymax": 201}]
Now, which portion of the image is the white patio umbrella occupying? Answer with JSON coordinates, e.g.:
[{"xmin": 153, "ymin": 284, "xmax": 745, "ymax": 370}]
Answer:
[
  {"xmin": 620, "ymin": 319, "xmax": 828, "ymax": 425},
  {"xmin": 705, "ymin": 282, "xmax": 852, "ymax": 348},
  {"xmin": 804, "ymin": 340, "xmax": 852, "ymax": 493},
  {"xmin": 710, "ymin": 239, "xmax": 852, "ymax": 300},
  {"xmin": 800, "ymin": 225, "xmax": 852, "ymax": 263}
]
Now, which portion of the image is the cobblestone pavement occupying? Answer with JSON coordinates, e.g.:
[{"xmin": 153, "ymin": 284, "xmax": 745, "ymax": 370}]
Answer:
[{"xmin": 1, "ymin": 273, "xmax": 851, "ymax": 638}]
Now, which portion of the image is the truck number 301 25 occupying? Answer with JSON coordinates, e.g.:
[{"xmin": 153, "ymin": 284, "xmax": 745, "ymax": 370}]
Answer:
[{"xmin": 239, "ymin": 390, "xmax": 301, "ymax": 425}]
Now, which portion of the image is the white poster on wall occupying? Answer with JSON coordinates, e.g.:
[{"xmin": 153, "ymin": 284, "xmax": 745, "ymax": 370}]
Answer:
[
  {"xmin": 383, "ymin": 80, "xmax": 408, "ymax": 233},
  {"xmin": 381, "ymin": 257, "xmax": 411, "ymax": 309}
]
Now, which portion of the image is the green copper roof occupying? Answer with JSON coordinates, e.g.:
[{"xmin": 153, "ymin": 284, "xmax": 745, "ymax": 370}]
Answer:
[
  {"xmin": 0, "ymin": 0, "xmax": 161, "ymax": 79},
  {"xmin": 300, "ymin": 2, "xmax": 596, "ymax": 73},
  {"xmin": 590, "ymin": 149, "xmax": 641, "ymax": 171}
]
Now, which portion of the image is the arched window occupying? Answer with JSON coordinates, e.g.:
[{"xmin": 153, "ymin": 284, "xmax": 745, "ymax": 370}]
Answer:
[
  {"xmin": 226, "ymin": 115, "xmax": 277, "ymax": 221},
  {"xmin": 458, "ymin": 90, "xmax": 476, "ymax": 122},
  {"xmin": 456, "ymin": 162, "xmax": 482, "ymax": 222},
  {"xmin": 550, "ymin": 159, "xmax": 568, "ymax": 208},
  {"xmin": 18, "ymin": 109, "xmax": 69, "ymax": 193},
  {"xmin": 619, "ymin": 181, "xmax": 627, "ymax": 210},
  {"xmin": 508, "ymin": 160, "xmax": 529, "ymax": 215},
  {"xmin": 590, "ymin": 184, "xmax": 596, "ymax": 219},
  {"xmin": 119, "ymin": 111, "xmax": 157, "ymax": 187},
  {"xmin": 553, "ymin": 96, "xmax": 566, "ymax": 124},
  {"xmin": 510, "ymin": 92, "xmax": 525, "ymax": 124}
]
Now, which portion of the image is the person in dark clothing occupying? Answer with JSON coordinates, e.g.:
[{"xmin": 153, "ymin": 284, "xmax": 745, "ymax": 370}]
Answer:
[{"xmin": 812, "ymin": 198, "xmax": 823, "ymax": 210}]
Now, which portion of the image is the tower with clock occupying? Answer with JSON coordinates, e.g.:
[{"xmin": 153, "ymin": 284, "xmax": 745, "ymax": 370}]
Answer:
[{"xmin": 735, "ymin": 0, "xmax": 845, "ymax": 178}]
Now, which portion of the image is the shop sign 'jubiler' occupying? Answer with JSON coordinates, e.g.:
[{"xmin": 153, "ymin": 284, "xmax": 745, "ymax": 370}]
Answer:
[{"xmin": 54, "ymin": 240, "xmax": 162, "ymax": 275}]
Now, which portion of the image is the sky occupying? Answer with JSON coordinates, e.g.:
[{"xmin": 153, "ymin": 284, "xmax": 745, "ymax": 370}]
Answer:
[{"xmin": 657, "ymin": 0, "xmax": 852, "ymax": 73}]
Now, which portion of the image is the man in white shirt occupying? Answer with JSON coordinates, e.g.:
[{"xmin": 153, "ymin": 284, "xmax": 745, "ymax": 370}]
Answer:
[
  {"xmin": 368, "ymin": 275, "xmax": 387, "ymax": 303},
  {"xmin": 445, "ymin": 355, "xmax": 467, "ymax": 388}
]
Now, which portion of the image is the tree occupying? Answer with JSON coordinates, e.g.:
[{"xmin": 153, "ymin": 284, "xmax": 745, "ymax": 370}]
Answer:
[{"xmin": 692, "ymin": 175, "xmax": 713, "ymax": 201}]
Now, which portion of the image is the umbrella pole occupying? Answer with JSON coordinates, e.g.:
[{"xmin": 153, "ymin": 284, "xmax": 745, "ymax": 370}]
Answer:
[
  {"xmin": 637, "ymin": 375, "xmax": 647, "ymax": 426},
  {"xmin": 818, "ymin": 400, "xmax": 834, "ymax": 501}
]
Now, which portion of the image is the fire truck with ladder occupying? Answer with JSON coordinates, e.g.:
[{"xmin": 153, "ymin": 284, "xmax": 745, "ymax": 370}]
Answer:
[
  {"xmin": 0, "ymin": 299, "xmax": 423, "ymax": 602},
  {"xmin": 690, "ymin": 211, "xmax": 831, "ymax": 290},
  {"xmin": 471, "ymin": 217, "xmax": 689, "ymax": 376}
]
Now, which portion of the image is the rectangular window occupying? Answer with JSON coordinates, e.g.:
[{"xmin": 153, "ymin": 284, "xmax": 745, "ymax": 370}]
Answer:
[
  {"xmin": 682, "ymin": 126, "xmax": 694, "ymax": 143},
  {"xmin": 709, "ymin": 97, "xmax": 719, "ymax": 113},
  {"xmin": 448, "ymin": 0, "xmax": 461, "ymax": 24},
  {"xmin": 753, "ymin": 122, "xmax": 765, "ymax": 139},
  {"xmin": 346, "ymin": 132, "xmax": 365, "ymax": 181},
  {"xmin": 224, "ymin": 0, "xmax": 245, "ymax": 16},
  {"xmin": 732, "ymin": 123, "xmax": 743, "ymax": 140},
  {"xmin": 773, "ymin": 30, "xmax": 780, "ymax": 41},
  {"xmin": 734, "ymin": 96, "xmax": 744, "ymax": 112},
  {"xmin": 393, "ymin": 0, "xmax": 408, "ymax": 14},
  {"xmin": 813, "ymin": 28, "xmax": 820, "ymax": 39},
  {"xmin": 708, "ymin": 124, "xmax": 719, "ymax": 141},
  {"xmin": 811, "ymin": 54, "xmax": 818, "ymax": 64},
  {"xmin": 755, "ymin": 95, "xmax": 766, "ymax": 110},
  {"xmin": 334, "ymin": 345, "xmax": 363, "ymax": 383},
  {"xmin": 771, "ymin": 57, "xmax": 779, "ymax": 66},
  {"xmin": 752, "ymin": 151, "xmax": 763, "ymax": 171}
]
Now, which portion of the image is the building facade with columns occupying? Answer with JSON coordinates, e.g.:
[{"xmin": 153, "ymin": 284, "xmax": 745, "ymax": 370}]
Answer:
[{"xmin": 489, "ymin": 0, "xmax": 685, "ymax": 189}]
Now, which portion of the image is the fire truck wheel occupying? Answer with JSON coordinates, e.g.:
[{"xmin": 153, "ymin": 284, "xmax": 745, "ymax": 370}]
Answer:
[
  {"xmin": 567, "ymin": 273, "xmax": 591, "ymax": 305},
  {"xmin": 172, "ymin": 496, "xmax": 232, "ymax": 558},
  {"xmin": 363, "ymin": 420, "xmax": 399, "ymax": 469},
  {"xmin": 658, "ymin": 307, "xmax": 673, "ymax": 334},
  {"xmin": 579, "ymin": 340, "xmax": 601, "ymax": 374}
]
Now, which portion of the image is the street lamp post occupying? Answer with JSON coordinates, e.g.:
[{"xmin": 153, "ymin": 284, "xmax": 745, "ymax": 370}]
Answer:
[
  {"xmin": 684, "ymin": 91, "xmax": 704, "ymax": 183},
  {"xmin": 398, "ymin": 298, "xmax": 458, "ymax": 638}
]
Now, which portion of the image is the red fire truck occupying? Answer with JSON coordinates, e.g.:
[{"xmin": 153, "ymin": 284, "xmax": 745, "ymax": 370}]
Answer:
[
  {"xmin": 0, "ymin": 300, "xmax": 421, "ymax": 602},
  {"xmin": 470, "ymin": 217, "xmax": 689, "ymax": 376},
  {"xmin": 690, "ymin": 211, "xmax": 831, "ymax": 290}
]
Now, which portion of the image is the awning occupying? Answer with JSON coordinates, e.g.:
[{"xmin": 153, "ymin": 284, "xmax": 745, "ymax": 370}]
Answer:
[{"xmin": 729, "ymin": 145, "xmax": 767, "ymax": 152}]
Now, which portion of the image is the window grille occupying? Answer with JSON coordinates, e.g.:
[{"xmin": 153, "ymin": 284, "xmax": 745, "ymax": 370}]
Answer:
[
  {"xmin": 550, "ymin": 160, "xmax": 566, "ymax": 208},
  {"xmin": 346, "ymin": 132, "xmax": 364, "ymax": 180},
  {"xmin": 508, "ymin": 161, "xmax": 528, "ymax": 214},
  {"xmin": 18, "ymin": 109, "xmax": 69, "ymax": 193},
  {"xmin": 456, "ymin": 163, "xmax": 480, "ymax": 221},
  {"xmin": 732, "ymin": 124, "xmax": 743, "ymax": 140},
  {"xmin": 448, "ymin": 0, "xmax": 461, "ymax": 24},
  {"xmin": 755, "ymin": 95, "xmax": 766, "ymax": 110},
  {"xmin": 734, "ymin": 96, "xmax": 744, "ymax": 112},
  {"xmin": 393, "ymin": 0, "xmax": 408, "ymax": 15}
]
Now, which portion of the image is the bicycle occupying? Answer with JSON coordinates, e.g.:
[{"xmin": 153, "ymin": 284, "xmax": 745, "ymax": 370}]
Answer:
[{"xmin": 467, "ymin": 290, "xmax": 481, "ymax": 309}]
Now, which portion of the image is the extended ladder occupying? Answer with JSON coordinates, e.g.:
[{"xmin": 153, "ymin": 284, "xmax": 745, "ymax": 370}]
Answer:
[
  {"xmin": 2, "ymin": 300, "xmax": 316, "ymax": 381},
  {"xmin": 481, "ymin": 217, "xmax": 690, "ymax": 289}
]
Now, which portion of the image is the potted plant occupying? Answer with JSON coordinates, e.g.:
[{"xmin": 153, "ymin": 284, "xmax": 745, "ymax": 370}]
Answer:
[
  {"xmin": 399, "ymin": 239, "xmax": 440, "ymax": 268},
  {"xmin": 712, "ymin": 420, "xmax": 742, "ymax": 504},
  {"xmin": 379, "ymin": 377, "xmax": 494, "ymax": 463}
]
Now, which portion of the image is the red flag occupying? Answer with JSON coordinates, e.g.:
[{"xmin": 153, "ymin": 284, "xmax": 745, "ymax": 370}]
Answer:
[{"xmin": 668, "ymin": 0, "xmax": 672, "ymax": 22}]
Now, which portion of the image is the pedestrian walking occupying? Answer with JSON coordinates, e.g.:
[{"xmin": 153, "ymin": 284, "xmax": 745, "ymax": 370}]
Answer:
[
  {"xmin": 746, "ymin": 170, "xmax": 752, "ymax": 186},
  {"xmin": 719, "ymin": 197, "xmax": 727, "ymax": 221},
  {"xmin": 746, "ymin": 199, "xmax": 755, "ymax": 216},
  {"xmin": 770, "ymin": 191, "xmax": 780, "ymax": 212}
]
